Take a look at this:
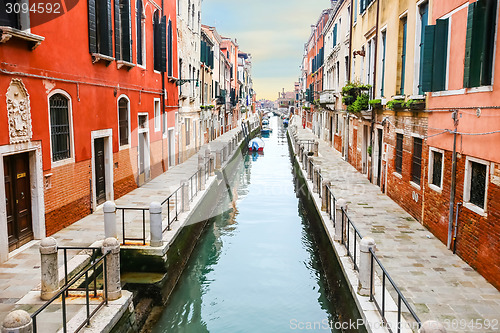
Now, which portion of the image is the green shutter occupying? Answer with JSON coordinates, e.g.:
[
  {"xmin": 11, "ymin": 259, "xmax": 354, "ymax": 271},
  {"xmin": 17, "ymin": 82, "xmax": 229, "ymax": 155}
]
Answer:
[
  {"xmin": 106, "ymin": 0, "xmax": 113, "ymax": 56},
  {"xmin": 114, "ymin": 0, "xmax": 121, "ymax": 59},
  {"xmin": 421, "ymin": 25, "xmax": 435, "ymax": 92},
  {"xmin": 121, "ymin": 0, "xmax": 132, "ymax": 62},
  {"xmin": 463, "ymin": 2, "xmax": 475, "ymax": 88},
  {"xmin": 160, "ymin": 16, "xmax": 167, "ymax": 72},
  {"xmin": 200, "ymin": 40, "xmax": 205, "ymax": 63},
  {"xmin": 470, "ymin": 1, "xmax": 485, "ymax": 87},
  {"xmin": 432, "ymin": 19, "xmax": 448, "ymax": 92},
  {"xmin": 88, "ymin": 0, "xmax": 97, "ymax": 53},
  {"xmin": 481, "ymin": 0, "xmax": 496, "ymax": 86}
]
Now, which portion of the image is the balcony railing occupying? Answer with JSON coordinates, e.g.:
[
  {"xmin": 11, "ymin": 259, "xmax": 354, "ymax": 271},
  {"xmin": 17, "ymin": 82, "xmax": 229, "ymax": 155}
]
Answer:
[{"xmin": 319, "ymin": 90, "xmax": 336, "ymax": 105}]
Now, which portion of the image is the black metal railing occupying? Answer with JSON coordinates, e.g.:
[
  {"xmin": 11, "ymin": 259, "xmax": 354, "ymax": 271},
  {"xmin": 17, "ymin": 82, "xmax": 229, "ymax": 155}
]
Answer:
[
  {"xmin": 59, "ymin": 246, "xmax": 100, "ymax": 296},
  {"xmin": 370, "ymin": 248, "xmax": 421, "ymax": 332},
  {"xmin": 299, "ymin": 139, "xmax": 315, "ymax": 153},
  {"xmin": 340, "ymin": 207, "xmax": 363, "ymax": 271},
  {"xmin": 188, "ymin": 170, "xmax": 199, "ymax": 202},
  {"xmin": 161, "ymin": 186, "xmax": 181, "ymax": 232},
  {"xmin": 115, "ymin": 206, "xmax": 148, "ymax": 245},
  {"xmin": 31, "ymin": 251, "xmax": 110, "ymax": 333}
]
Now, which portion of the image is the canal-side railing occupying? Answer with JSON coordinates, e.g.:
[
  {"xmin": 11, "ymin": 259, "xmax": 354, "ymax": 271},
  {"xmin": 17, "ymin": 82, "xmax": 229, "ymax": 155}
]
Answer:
[
  {"xmin": 161, "ymin": 186, "xmax": 181, "ymax": 232},
  {"xmin": 60, "ymin": 246, "xmax": 100, "ymax": 295},
  {"xmin": 288, "ymin": 126, "xmax": 421, "ymax": 332},
  {"xmin": 115, "ymin": 206, "xmax": 148, "ymax": 245},
  {"xmin": 298, "ymin": 139, "xmax": 315, "ymax": 153},
  {"xmin": 31, "ymin": 250, "xmax": 110, "ymax": 333},
  {"xmin": 369, "ymin": 248, "xmax": 421, "ymax": 333}
]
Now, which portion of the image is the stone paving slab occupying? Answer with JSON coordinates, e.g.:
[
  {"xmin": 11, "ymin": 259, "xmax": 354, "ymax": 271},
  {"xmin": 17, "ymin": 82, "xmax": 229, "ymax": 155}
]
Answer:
[
  {"xmin": 290, "ymin": 120, "xmax": 500, "ymax": 332},
  {"xmin": 0, "ymin": 120, "xmax": 255, "ymax": 327}
]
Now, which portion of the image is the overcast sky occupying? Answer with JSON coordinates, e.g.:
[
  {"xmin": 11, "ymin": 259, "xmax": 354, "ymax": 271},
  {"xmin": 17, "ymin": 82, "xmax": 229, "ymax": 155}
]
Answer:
[{"xmin": 202, "ymin": 0, "xmax": 331, "ymax": 101}]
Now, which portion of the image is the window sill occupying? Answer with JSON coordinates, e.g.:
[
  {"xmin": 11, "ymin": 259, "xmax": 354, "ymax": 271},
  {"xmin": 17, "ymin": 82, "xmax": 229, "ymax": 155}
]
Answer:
[
  {"xmin": 463, "ymin": 202, "xmax": 487, "ymax": 217},
  {"xmin": 0, "ymin": 26, "xmax": 44, "ymax": 50},
  {"xmin": 428, "ymin": 183, "xmax": 442, "ymax": 193},
  {"xmin": 392, "ymin": 171, "xmax": 402, "ymax": 179},
  {"xmin": 119, "ymin": 143, "xmax": 130, "ymax": 151},
  {"xmin": 91, "ymin": 53, "xmax": 114, "ymax": 65},
  {"xmin": 410, "ymin": 181, "xmax": 421, "ymax": 190},
  {"xmin": 431, "ymin": 89, "xmax": 465, "ymax": 97},
  {"xmin": 467, "ymin": 86, "xmax": 493, "ymax": 94},
  {"xmin": 116, "ymin": 60, "xmax": 136, "ymax": 70},
  {"xmin": 408, "ymin": 94, "xmax": 425, "ymax": 100},
  {"xmin": 391, "ymin": 95, "xmax": 405, "ymax": 100},
  {"xmin": 51, "ymin": 157, "xmax": 75, "ymax": 169}
]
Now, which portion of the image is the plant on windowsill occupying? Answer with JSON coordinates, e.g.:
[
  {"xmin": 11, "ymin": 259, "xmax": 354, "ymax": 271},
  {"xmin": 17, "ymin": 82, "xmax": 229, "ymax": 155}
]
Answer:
[
  {"xmin": 302, "ymin": 106, "xmax": 311, "ymax": 111},
  {"xmin": 405, "ymin": 99, "xmax": 425, "ymax": 110},
  {"xmin": 369, "ymin": 99, "xmax": 382, "ymax": 110},
  {"xmin": 341, "ymin": 81, "xmax": 371, "ymax": 113},
  {"xmin": 367, "ymin": 145, "xmax": 372, "ymax": 156},
  {"xmin": 386, "ymin": 99, "xmax": 405, "ymax": 110}
]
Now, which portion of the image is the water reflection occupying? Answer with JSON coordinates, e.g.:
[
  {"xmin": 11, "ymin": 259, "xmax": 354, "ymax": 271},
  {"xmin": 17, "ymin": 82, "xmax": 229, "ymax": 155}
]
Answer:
[{"xmin": 151, "ymin": 116, "xmax": 362, "ymax": 333}]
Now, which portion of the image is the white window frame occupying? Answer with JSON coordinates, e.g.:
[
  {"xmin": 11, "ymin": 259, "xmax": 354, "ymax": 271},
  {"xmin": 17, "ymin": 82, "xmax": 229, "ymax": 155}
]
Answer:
[
  {"xmin": 117, "ymin": 94, "xmax": 131, "ymax": 150},
  {"xmin": 428, "ymin": 147, "xmax": 444, "ymax": 192},
  {"xmin": 463, "ymin": 156, "xmax": 490, "ymax": 216},
  {"xmin": 47, "ymin": 89, "xmax": 75, "ymax": 167},
  {"xmin": 154, "ymin": 98, "xmax": 161, "ymax": 132}
]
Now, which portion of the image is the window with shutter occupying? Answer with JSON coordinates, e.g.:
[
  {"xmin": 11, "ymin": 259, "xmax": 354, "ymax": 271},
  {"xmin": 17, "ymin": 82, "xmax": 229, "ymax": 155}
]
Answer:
[
  {"xmin": 136, "ymin": 0, "xmax": 143, "ymax": 65},
  {"xmin": 411, "ymin": 138, "xmax": 422, "ymax": 185},
  {"xmin": 0, "ymin": 0, "xmax": 20, "ymax": 29},
  {"xmin": 168, "ymin": 20, "xmax": 173, "ymax": 76},
  {"xmin": 395, "ymin": 134, "xmax": 403, "ymax": 174},
  {"xmin": 399, "ymin": 17, "xmax": 407, "ymax": 95},
  {"xmin": 463, "ymin": 0, "xmax": 497, "ymax": 88},
  {"xmin": 421, "ymin": 25, "xmax": 435, "ymax": 92},
  {"xmin": 89, "ymin": 0, "xmax": 113, "ymax": 56},
  {"xmin": 153, "ymin": 11, "xmax": 161, "ymax": 71},
  {"xmin": 380, "ymin": 31, "xmax": 386, "ymax": 97},
  {"xmin": 418, "ymin": 2, "xmax": 429, "ymax": 95},
  {"xmin": 421, "ymin": 19, "xmax": 448, "ymax": 92},
  {"xmin": 115, "ymin": 0, "xmax": 131, "ymax": 62},
  {"xmin": 159, "ymin": 16, "xmax": 167, "ymax": 72}
]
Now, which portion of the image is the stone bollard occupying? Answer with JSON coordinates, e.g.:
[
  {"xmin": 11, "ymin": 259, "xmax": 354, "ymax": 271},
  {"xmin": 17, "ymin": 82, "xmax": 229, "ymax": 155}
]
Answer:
[
  {"xmin": 313, "ymin": 141, "xmax": 319, "ymax": 156},
  {"xmin": 302, "ymin": 151, "xmax": 307, "ymax": 170},
  {"xmin": 198, "ymin": 155, "xmax": 205, "ymax": 190},
  {"xmin": 181, "ymin": 180, "xmax": 190, "ymax": 212},
  {"xmin": 103, "ymin": 201, "xmax": 117, "ymax": 239},
  {"xmin": 419, "ymin": 321, "xmax": 447, "ymax": 333},
  {"xmin": 215, "ymin": 149, "xmax": 222, "ymax": 170},
  {"xmin": 1, "ymin": 310, "xmax": 32, "ymax": 333},
  {"xmin": 335, "ymin": 199, "xmax": 347, "ymax": 242},
  {"xmin": 358, "ymin": 237, "xmax": 376, "ymax": 296},
  {"xmin": 205, "ymin": 149, "xmax": 211, "ymax": 175},
  {"xmin": 149, "ymin": 202, "xmax": 162, "ymax": 247},
  {"xmin": 40, "ymin": 237, "xmax": 59, "ymax": 301},
  {"xmin": 321, "ymin": 180, "xmax": 330, "ymax": 211},
  {"xmin": 102, "ymin": 237, "xmax": 121, "ymax": 300},
  {"xmin": 210, "ymin": 153, "xmax": 215, "ymax": 176},
  {"xmin": 313, "ymin": 166, "xmax": 320, "ymax": 193}
]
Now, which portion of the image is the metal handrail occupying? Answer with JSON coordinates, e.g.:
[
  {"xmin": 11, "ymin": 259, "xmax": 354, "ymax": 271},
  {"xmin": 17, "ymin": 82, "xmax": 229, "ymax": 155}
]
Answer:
[
  {"xmin": 340, "ymin": 207, "xmax": 363, "ymax": 271},
  {"xmin": 115, "ymin": 206, "xmax": 148, "ymax": 245},
  {"xmin": 31, "ymin": 251, "xmax": 110, "ymax": 333},
  {"xmin": 370, "ymin": 247, "xmax": 421, "ymax": 332},
  {"xmin": 59, "ymin": 246, "xmax": 100, "ymax": 295},
  {"xmin": 161, "ymin": 186, "xmax": 181, "ymax": 232}
]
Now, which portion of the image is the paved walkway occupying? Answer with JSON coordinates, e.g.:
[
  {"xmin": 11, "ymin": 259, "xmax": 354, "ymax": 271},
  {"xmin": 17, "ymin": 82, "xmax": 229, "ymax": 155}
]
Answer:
[
  {"xmin": 290, "ymin": 119, "xmax": 500, "ymax": 332},
  {"xmin": 0, "ymin": 121, "xmax": 254, "ymax": 327}
]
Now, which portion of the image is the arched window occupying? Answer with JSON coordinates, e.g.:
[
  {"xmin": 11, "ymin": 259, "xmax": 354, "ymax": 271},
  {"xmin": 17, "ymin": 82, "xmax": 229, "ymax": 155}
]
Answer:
[
  {"xmin": 49, "ymin": 94, "xmax": 71, "ymax": 161},
  {"xmin": 118, "ymin": 97, "xmax": 129, "ymax": 146}
]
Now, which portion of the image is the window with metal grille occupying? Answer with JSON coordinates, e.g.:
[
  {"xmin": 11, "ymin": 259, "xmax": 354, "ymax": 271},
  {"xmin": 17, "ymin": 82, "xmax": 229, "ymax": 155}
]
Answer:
[
  {"xmin": 411, "ymin": 138, "xmax": 422, "ymax": 184},
  {"xmin": 50, "ymin": 94, "xmax": 71, "ymax": 162},
  {"xmin": 430, "ymin": 150, "xmax": 443, "ymax": 187},
  {"xmin": 469, "ymin": 161, "xmax": 487, "ymax": 209},
  {"xmin": 395, "ymin": 134, "xmax": 403, "ymax": 174},
  {"xmin": 118, "ymin": 98, "xmax": 129, "ymax": 146}
]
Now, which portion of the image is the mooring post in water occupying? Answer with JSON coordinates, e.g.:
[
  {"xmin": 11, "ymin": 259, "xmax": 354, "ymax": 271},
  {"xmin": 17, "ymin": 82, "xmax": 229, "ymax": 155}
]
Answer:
[
  {"xmin": 335, "ymin": 199, "xmax": 347, "ymax": 242},
  {"xmin": 1, "ymin": 310, "xmax": 32, "ymax": 333},
  {"xmin": 198, "ymin": 154, "xmax": 205, "ymax": 190},
  {"xmin": 358, "ymin": 237, "xmax": 376, "ymax": 297},
  {"xmin": 102, "ymin": 237, "xmax": 122, "ymax": 300},
  {"xmin": 40, "ymin": 237, "xmax": 59, "ymax": 301},
  {"xmin": 313, "ymin": 141, "xmax": 319, "ymax": 157},
  {"xmin": 150, "ymin": 202, "xmax": 163, "ymax": 247},
  {"xmin": 321, "ymin": 180, "xmax": 330, "ymax": 211},
  {"xmin": 419, "ymin": 321, "xmax": 447, "ymax": 333},
  {"xmin": 181, "ymin": 180, "xmax": 190, "ymax": 212},
  {"xmin": 103, "ymin": 200, "xmax": 117, "ymax": 239},
  {"xmin": 216, "ymin": 149, "xmax": 222, "ymax": 170}
]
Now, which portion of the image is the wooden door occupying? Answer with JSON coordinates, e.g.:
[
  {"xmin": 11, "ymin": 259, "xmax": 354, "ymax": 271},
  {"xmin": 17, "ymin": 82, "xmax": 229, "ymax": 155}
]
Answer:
[
  {"xmin": 94, "ymin": 138, "xmax": 106, "ymax": 205},
  {"xmin": 4, "ymin": 153, "xmax": 33, "ymax": 251}
]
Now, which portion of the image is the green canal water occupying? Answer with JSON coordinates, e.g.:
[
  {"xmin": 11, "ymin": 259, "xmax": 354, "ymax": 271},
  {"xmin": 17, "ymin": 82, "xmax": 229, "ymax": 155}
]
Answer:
[{"xmin": 151, "ymin": 116, "xmax": 365, "ymax": 332}]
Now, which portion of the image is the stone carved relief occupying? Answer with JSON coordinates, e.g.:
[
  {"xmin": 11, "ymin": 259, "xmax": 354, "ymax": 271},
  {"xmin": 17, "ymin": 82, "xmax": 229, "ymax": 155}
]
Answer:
[{"xmin": 6, "ymin": 79, "xmax": 32, "ymax": 144}]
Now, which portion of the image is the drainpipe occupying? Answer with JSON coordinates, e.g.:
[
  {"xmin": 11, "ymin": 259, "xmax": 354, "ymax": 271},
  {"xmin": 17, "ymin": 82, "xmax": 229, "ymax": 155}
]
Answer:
[
  {"xmin": 447, "ymin": 110, "xmax": 459, "ymax": 249},
  {"xmin": 161, "ymin": 0, "xmax": 166, "ymax": 172},
  {"xmin": 453, "ymin": 202, "xmax": 462, "ymax": 253},
  {"xmin": 369, "ymin": 0, "xmax": 381, "ymax": 182}
]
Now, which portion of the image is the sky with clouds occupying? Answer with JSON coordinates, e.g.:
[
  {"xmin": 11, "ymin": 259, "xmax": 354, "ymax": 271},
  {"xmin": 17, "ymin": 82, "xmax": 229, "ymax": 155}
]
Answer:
[{"xmin": 202, "ymin": 0, "xmax": 332, "ymax": 101}]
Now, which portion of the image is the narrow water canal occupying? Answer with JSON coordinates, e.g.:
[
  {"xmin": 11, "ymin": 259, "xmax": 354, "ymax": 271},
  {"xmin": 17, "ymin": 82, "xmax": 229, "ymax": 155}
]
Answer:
[{"xmin": 151, "ymin": 116, "xmax": 365, "ymax": 332}]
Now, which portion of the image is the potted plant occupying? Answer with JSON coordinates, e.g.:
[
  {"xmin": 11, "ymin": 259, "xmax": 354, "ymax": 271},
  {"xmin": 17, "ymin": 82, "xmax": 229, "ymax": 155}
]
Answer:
[
  {"xmin": 386, "ymin": 99, "xmax": 405, "ymax": 110},
  {"xmin": 349, "ymin": 92, "xmax": 369, "ymax": 113},
  {"xmin": 405, "ymin": 99, "xmax": 425, "ymax": 110},
  {"xmin": 369, "ymin": 99, "xmax": 382, "ymax": 110},
  {"xmin": 341, "ymin": 82, "xmax": 371, "ymax": 113}
]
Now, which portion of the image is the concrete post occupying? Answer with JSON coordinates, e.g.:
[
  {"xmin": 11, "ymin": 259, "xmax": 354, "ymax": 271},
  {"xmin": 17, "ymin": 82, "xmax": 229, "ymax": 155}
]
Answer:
[
  {"xmin": 102, "ymin": 237, "xmax": 121, "ymax": 301},
  {"xmin": 103, "ymin": 201, "xmax": 117, "ymax": 239},
  {"xmin": 419, "ymin": 321, "xmax": 447, "ymax": 333},
  {"xmin": 210, "ymin": 153, "xmax": 215, "ymax": 176},
  {"xmin": 321, "ymin": 181, "xmax": 330, "ymax": 211},
  {"xmin": 215, "ymin": 149, "xmax": 222, "ymax": 170},
  {"xmin": 181, "ymin": 180, "xmax": 190, "ymax": 212},
  {"xmin": 40, "ymin": 237, "xmax": 59, "ymax": 301},
  {"xmin": 149, "ymin": 202, "xmax": 162, "ymax": 247},
  {"xmin": 313, "ymin": 141, "xmax": 319, "ymax": 157},
  {"xmin": 1, "ymin": 310, "xmax": 32, "ymax": 333},
  {"xmin": 335, "ymin": 199, "xmax": 347, "ymax": 242},
  {"xmin": 358, "ymin": 237, "xmax": 376, "ymax": 296},
  {"xmin": 198, "ymin": 155, "xmax": 205, "ymax": 190},
  {"xmin": 313, "ymin": 166, "xmax": 319, "ymax": 193}
]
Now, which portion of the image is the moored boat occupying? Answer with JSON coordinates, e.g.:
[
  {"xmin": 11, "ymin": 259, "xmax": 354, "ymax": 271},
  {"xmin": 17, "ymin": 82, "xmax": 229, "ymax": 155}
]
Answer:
[{"xmin": 248, "ymin": 137, "xmax": 265, "ymax": 151}]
